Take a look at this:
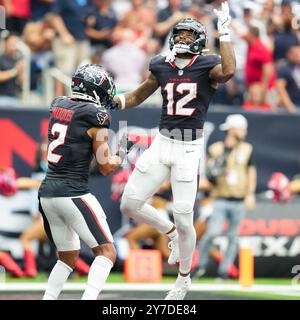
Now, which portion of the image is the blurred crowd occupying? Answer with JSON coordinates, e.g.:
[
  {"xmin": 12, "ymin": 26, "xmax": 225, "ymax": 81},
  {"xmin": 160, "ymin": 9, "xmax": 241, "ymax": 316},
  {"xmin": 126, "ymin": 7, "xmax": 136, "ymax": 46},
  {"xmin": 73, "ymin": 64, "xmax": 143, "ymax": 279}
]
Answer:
[{"xmin": 0, "ymin": 0, "xmax": 300, "ymax": 111}]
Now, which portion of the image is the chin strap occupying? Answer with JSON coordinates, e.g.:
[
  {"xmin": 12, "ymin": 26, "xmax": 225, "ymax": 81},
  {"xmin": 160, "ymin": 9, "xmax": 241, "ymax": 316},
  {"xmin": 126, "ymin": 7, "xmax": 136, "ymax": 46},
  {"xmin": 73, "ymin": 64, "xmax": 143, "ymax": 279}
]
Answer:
[
  {"xmin": 165, "ymin": 44, "xmax": 190, "ymax": 63},
  {"xmin": 165, "ymin": 43, "xmax": 205, "ymax": 63}
]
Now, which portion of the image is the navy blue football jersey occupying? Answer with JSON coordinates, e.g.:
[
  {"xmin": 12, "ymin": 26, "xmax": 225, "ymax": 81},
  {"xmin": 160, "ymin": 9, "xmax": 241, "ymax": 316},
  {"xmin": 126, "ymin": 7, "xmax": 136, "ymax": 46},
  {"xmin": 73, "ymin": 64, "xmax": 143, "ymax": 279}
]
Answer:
[
  {"xmin": 149, "ymin": 54, "xmax": 221, "ymax": 140},
  {"xmin": 39, "ymin": 96, "xmax": 110, "ymax": 197}
]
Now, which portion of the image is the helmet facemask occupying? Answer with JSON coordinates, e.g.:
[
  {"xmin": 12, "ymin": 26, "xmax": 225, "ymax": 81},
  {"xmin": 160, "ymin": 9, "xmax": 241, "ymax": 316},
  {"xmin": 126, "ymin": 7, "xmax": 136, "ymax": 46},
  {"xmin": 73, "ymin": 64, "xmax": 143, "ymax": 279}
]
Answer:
[
  {"xmin": 167, "ymin": 19, "xmax": 208, "ymax": 62},
  {"xmin": 170, "ymin": 28, "xmax": 207, "ymax": 55}
]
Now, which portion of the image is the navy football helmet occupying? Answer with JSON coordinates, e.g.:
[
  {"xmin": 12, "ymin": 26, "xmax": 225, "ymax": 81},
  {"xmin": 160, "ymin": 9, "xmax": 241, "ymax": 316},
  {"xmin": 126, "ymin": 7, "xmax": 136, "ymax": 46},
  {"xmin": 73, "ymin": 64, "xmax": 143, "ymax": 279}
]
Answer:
[
  {"xmin": 169, "ymin": 18, "xmax": 208, "ymax": 55},
  {"xmin": 71, "ymin": 64, "xmax": 116, "ymax": 107}
]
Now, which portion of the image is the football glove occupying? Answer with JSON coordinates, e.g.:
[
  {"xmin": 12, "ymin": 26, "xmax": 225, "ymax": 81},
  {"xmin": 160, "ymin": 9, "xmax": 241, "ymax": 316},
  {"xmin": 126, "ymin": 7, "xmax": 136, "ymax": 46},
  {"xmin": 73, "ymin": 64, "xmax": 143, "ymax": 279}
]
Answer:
[
  {"xmin": 105, "ymin": 98, "xmax": 120, "ymax": 111},
  {"xmin": 116, "ymin": 134, "xmax": 135, "ymax": 160},
  {"xmin": 213, "ymin": 1, "xmax": 232, "ymax": 36}
]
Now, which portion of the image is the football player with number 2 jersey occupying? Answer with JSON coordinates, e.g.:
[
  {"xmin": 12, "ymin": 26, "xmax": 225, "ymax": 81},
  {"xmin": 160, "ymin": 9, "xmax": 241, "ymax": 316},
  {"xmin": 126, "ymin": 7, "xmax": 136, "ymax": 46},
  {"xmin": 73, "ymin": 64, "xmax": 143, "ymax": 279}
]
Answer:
[
  {"xmin": 38, "ymin": 64, "xmax": 134, "ymax": 300},
  {"xmin": 112, "ymin": 2, "xmax": 236, "ymax": 299}
]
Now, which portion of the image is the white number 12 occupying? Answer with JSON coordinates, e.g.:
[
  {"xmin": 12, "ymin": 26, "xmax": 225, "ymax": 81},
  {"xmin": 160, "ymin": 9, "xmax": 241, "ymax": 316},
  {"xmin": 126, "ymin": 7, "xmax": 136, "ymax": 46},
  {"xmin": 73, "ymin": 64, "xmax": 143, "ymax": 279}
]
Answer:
[{"xmin": 164, "ymin": 82, "xmax": 197, "ymax": 116}]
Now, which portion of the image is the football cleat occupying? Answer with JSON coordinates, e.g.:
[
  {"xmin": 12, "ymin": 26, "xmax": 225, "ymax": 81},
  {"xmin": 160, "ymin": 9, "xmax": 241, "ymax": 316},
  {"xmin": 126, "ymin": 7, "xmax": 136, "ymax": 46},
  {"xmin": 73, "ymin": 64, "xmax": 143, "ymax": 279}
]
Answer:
[
  {"xmin": 165, "ymin": 276, "xmax": 191, "ymax": 300},
  {"xmin": 168, "ymin": 236, "xmax": 179, "ymax": 265}
]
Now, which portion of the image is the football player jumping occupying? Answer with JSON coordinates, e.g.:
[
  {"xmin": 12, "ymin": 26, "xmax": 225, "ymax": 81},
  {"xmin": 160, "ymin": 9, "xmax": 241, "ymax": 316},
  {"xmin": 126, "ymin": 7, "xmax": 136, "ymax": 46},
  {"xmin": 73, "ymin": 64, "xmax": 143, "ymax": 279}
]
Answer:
[
  {"xmin": 38, "ymin": 64, "xmax": 133, "ymax": 300},
  {"xmin": 112, "ymin": 2, "xmax": 236, "ymax": 299}
]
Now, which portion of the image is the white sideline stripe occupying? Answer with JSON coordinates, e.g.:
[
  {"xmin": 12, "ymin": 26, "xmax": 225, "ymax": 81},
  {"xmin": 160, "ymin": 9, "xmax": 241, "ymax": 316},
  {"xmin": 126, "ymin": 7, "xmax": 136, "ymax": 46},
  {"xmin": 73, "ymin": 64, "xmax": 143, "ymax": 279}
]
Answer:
[{"xmin": 0, "ymin": 283, "xmax": 300, "ymax": 293}]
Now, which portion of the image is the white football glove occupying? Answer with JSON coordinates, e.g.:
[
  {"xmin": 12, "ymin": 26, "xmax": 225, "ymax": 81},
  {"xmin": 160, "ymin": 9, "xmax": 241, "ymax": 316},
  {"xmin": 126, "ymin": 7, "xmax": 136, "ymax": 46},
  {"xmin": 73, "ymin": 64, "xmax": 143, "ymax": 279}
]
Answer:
[{"xmin": 213, "ymin": 1, "xmax": 232, "ymax": 36}]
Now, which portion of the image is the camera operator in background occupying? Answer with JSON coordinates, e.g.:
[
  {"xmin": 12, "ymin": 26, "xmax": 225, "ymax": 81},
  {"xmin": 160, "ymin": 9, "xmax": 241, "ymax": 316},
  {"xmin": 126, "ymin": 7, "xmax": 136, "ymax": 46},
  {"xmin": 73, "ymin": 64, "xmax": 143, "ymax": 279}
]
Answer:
[{"xmin": 194, "ymin": 114, "xmax": 256, "ymax": 279}]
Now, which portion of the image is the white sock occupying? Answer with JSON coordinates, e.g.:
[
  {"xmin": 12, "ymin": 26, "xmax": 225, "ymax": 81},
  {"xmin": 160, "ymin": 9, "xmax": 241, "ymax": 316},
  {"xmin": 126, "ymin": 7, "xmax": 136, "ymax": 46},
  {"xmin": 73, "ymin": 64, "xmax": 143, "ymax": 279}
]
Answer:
[
  {"xmin": 43, "ymin": 260, "xmax": 73, "ymax": 300},
  {"xmin": 81, "ymin": 256, "xmax": 113, "ymax": 300},
  {"xmin": 174, "ymin": 213, "xmax": 196, "ymax": 274},
  {"xmin": 178, "ymin": 273, "xmax": 190, "ymax": 281},
  {"xmin": 167, "ymin": 228, "xmax": 178, "ymax": 240}
]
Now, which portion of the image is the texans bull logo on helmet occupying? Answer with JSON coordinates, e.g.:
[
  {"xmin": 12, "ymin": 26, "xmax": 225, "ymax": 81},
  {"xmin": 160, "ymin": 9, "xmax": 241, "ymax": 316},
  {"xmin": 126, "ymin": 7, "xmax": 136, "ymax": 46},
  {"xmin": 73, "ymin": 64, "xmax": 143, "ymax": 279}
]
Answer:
[{"xmin": 71, "ymin": 64, "xmax": 116, "ymax": 107}]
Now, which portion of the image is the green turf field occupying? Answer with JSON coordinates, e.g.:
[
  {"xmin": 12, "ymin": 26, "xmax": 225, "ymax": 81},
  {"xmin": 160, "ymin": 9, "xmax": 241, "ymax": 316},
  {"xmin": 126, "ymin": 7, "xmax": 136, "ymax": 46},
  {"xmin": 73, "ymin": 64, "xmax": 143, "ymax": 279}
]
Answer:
[
  {"xmin": 3, "ymin": 272, "xmax": 293, "ymax": 285},
  {"xmin": 2, "ymin": 273, "xmax": 300, "ymax": 300},
  {"xmin": 219, "ymin": 290, "xmax": 300, "ymax": 300}
]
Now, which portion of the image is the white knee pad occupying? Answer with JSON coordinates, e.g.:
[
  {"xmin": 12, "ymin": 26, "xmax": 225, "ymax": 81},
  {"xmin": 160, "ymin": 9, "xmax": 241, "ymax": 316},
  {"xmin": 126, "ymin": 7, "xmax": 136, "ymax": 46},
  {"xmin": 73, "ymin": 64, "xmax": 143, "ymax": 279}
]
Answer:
[
  {"xmin": 120, "ymin": 185, "xmax": 145, "ymax": 218},
  {"xmin": 121, "ymin": 183, "xmax": 174, "ymax": 234},
  {"xmin": 173, "ymin": 202, "xmax": 194, "ymax": 236},
  {"xmin": 173, "ymin": 201, "xmax": 193, "ymax": 216}
]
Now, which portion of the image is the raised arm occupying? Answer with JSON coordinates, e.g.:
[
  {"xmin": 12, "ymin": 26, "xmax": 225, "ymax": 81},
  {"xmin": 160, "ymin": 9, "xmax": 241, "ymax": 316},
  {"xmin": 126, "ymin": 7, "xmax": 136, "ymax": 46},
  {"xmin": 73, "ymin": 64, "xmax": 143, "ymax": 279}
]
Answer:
[
  {"xmin": 209, "ymin": 1, "xmax": 236, "ymax": 84},
  {"xmin": 46, "ymin": 12, "xmax": 75, "ymax": 45},
  {"xmin": 209, "ymin": 42, "xmax": 236, "ymax": 83},
  {"xmin": 114, "ymin": 72, "xmax": 159, "ymax": 110},
  {"xmin": 154, "ymin": 12, "xmax": 189, "ymax": 38}
]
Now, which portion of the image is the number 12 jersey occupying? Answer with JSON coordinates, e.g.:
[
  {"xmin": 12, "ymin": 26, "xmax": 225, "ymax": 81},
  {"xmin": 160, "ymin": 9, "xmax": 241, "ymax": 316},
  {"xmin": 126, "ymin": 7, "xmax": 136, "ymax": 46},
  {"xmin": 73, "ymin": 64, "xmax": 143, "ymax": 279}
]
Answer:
[{"xmin": 150, "ymin": 54, "xmax": 221, "ymax": 141}]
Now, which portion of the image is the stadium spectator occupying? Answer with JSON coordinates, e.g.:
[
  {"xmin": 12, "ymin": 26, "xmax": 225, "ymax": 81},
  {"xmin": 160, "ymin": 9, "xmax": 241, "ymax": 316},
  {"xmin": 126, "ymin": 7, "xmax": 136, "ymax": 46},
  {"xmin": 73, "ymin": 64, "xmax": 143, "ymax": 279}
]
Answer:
[
  {"xmin": 0, "ymin": 33, "xmax": 25, "ymax": 106},
  {"xmin": 212, "ymin": 78, "xmax": 244, "ymax": 107},
  {"xmin": 276, "ymin": 45, "xmax": 300, "ymax": 113},
  {"xmin": 113, "ymin": 0, "xmax": 158, "ymax": 53},
  {"xmin": 22, "ymin": 20, "xmax": 54, "ymax": 91},
  {"xmin": 272, "ymin": 0, "xmax": 300, "ymax": 65},
  {"xmin": 195, "ymin": 114, "xmax": 256, "ymax": 279},
  {"xmin": 46, "ymin": 0, "xmax": 91, "ymax": 96},
  {"xmin": 18, "ymin": 141, "xmax": 48, "ymax": 277},
  {"xmin": 102, "ymin": 29, "xmax": 147, "ymax": 92},
  {"xmin": 2, "ymin": 0, "xmax": 31, "ymax": 34},
  {"xmin": 154, "ymin": 0, "xmax": 189, "ymax": 46},
  {"xmin": 290, "ymin": 176, "xmax": 300, "ymax": 194},
  {"xmin": 187, "ymin": 0, "xmax": 215, "ymax": 51},
  {"xmin": 260, "ymin": 0, "xmax": 277, "ymax": 27},
  {"xmin": 193, "ymin": 192, "xmax": 239, "ymax": 279},
  {"xmin": 85, "ymin": 0, "xmax": 118, "ymax": 50},
  {"xmin": 231, "ymin": 2, "xmax": 270, "ymax": 74},
  {"xmin": 23, "ymin": 20, "xmax": 54, "ymax": 53},
  {"xmin": 0, "ymin": 166, "xmax": 33, "ymax": 278},
  {"xmin": 30, "ymin": 0, "xmax": 55, "ymax": 22},
  {"xmin": 243, "ymin": 25, "xmax": 276, "ymax": 111}
]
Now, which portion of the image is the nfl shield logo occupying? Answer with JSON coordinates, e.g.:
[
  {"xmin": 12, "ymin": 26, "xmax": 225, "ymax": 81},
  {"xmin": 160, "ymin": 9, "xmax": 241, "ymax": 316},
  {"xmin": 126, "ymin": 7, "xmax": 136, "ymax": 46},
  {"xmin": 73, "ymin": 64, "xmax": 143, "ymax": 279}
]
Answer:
[{"xmin": 178, "ymin": 70, "xmax": 184, "ymax": 76}]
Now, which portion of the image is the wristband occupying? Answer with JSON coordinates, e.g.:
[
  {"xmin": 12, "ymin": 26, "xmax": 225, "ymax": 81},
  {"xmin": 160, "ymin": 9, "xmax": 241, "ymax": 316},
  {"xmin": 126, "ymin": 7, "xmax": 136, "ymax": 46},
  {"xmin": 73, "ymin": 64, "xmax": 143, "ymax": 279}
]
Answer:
[
  {"xmin": 116, "ymin": 94, "xmax": 126, "ymax": 110},
  {"xmin": 219, "ymin": 34, "xmax": 231, "ymax": 42}
]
